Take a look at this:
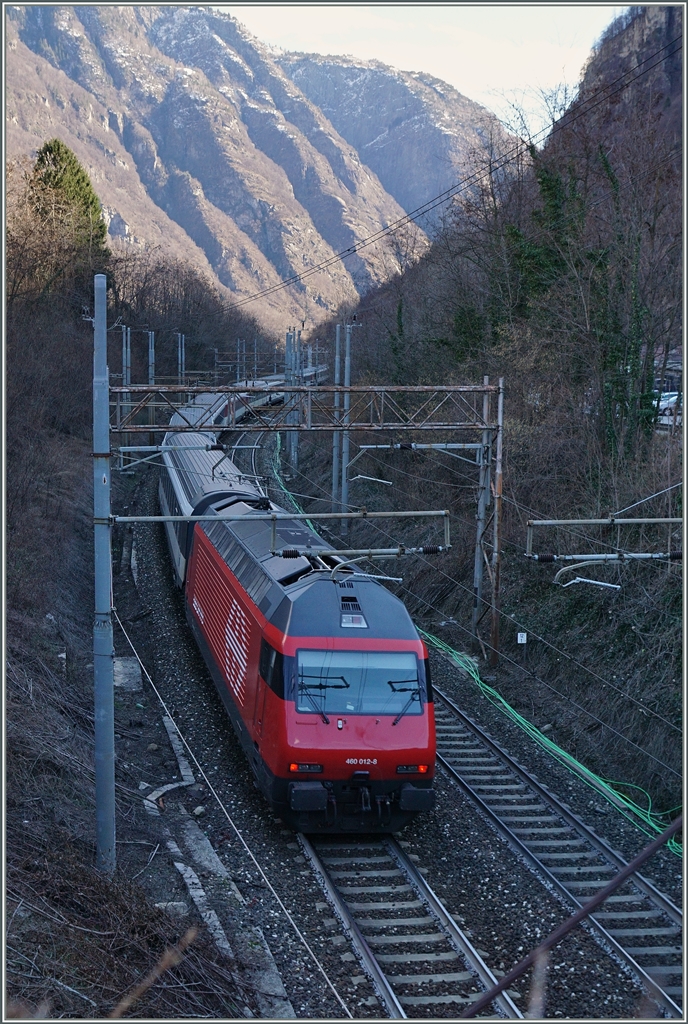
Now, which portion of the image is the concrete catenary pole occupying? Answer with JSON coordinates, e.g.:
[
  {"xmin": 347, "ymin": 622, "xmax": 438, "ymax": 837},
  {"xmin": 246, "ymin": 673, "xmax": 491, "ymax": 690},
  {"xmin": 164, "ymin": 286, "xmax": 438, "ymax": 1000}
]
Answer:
[
  {"xmin": 331, "ymin": 324, "xmax": 341, "ymax": 513},
  {"xmin": 120, "ymin": 325, "xmax": 128, "ymax": 470},
  {"xmin": 92, "ymin": 274, "xmax": 116, "ymax": 875},
  {"xmin": 147, "ymin": 331, "xmax": 155, "ymax": 438},
  {"xmin": 489, "ymin": 379, "xmax": 505, "ymax": 667},
  {"xmin": 292, "ymin": 326, "xmax": 300, "ymax": 471},
  {"xmin": 340, "ymin": 323, "xmax": 352, "ymax": 535},
  {"xmin": 284, "ymin": 331, "xmax": 294, "ymax": 464},
  {"xmin": 177, "ymin": 332, "xmax": 186, "ymax": 384},
  {"xmin": 471, "ymin": 377, "xmax": 491, "ymax": 652}
]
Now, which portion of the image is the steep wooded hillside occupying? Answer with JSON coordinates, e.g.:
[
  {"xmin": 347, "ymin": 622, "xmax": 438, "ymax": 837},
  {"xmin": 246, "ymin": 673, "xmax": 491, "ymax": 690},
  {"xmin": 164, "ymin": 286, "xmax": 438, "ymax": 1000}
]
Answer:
[{"xmin": 298, "ymin": 6, "xmax": 683, "ymax": 808}]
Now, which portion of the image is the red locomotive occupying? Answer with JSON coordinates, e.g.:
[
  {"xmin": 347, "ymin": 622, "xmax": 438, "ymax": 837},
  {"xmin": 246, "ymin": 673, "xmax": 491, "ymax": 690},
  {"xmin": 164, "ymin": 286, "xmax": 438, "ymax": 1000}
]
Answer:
[{"xmin": 160, "ymin": 398, "xmax": 436, "ymax": 832}]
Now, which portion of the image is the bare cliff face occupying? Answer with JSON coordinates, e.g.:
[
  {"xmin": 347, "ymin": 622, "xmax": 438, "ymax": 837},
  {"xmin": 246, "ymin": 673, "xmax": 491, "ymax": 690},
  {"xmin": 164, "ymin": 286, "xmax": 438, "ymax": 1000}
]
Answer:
[
  {"xmin": 277, "ymin": 53, "xmax": 505, "ymax": 222},
  {"xmin": 6, "ymin": 5, "xmax": 503, "ymax": 328}
]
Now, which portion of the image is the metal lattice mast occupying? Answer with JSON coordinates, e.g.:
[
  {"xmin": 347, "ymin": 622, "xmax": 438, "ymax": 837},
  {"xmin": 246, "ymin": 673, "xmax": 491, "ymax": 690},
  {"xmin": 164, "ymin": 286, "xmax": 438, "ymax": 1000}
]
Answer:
[
  {"xmin": 471, "ymin": 377, "xmax": 492, "ymax": 652},
  {"xmin": 489, "ymin": 379, "xmax": 504, "ymax": 666}
]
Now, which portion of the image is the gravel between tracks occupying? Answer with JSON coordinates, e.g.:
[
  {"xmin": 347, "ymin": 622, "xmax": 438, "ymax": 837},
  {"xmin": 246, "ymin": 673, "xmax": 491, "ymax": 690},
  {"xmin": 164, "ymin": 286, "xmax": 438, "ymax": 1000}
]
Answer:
[{"xmin": 113, "ymin": 466, "xmax": 672, "ymax": 1018}]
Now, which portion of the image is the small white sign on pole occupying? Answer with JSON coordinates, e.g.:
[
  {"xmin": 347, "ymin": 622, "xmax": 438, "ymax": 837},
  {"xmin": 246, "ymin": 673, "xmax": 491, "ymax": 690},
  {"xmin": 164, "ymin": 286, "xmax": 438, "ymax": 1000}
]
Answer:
[{"xmin": 517, "ymin": 632, "xmax": 527, "ymax": 645}]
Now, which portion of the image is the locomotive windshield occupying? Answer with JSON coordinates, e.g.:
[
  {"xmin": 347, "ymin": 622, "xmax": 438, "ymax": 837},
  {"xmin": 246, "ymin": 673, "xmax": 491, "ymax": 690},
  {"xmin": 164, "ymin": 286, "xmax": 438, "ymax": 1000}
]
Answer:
[{"xmin": 294, "ymin": 651, "xmax": 423, "ymax": 718}]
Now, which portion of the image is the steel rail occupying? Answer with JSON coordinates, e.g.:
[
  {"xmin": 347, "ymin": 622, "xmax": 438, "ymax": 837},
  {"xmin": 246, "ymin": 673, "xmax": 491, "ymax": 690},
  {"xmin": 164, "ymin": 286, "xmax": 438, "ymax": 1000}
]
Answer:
[
  {"xmin": 434, "ymin": 687, "xmax": 682, "ymax": 1017},
  {"xmin": 298, "ymin": 834, "xmax": 406, "ymax": 1018},
  {"xmin": 385, "ymin": 839, "xmax": 522, "ymax": 1018},
  {"xmin": 435, "ymin": 687, "xmax": 682, "ymax": 924},
  {"xmin": 298, "ymin": 834, "xmax": 523, "ymax": 1019}
]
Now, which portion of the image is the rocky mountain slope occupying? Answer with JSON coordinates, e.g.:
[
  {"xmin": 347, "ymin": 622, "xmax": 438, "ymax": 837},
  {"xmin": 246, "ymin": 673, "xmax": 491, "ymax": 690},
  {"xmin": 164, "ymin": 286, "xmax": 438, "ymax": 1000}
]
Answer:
[
  {"xmin": 6, "ymin": 5, "xmax": 503, "ymax": 329},
  {"xmin": 278, "ymin": 52, "xmax": 501, "ymax": 220}
]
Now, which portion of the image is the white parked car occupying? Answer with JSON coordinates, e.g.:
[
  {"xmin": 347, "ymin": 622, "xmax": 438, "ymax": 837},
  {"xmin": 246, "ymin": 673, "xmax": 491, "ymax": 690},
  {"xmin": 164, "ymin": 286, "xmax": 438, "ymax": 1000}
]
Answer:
[{"xmin": 656, "ymin": 392, "xmax": 682, "ymax": 426}]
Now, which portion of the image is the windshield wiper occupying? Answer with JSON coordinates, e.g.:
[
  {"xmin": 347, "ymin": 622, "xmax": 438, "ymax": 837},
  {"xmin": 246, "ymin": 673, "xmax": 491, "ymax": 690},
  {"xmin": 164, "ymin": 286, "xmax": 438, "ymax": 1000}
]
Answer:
[
  {"xmin": 391, "ymin": 688, "xmax": 421, "ymax": 726},
  {"xmin": 387, "ymin": 677, "xmax": 419, "ymax": 692},
  {"xmin": 297, "ymin": 674, "xmax": 349, "ymax": 724},
  {"xmin": 298, "ymin": 687, "xmax": 330, "ymax": 724},
  {"xmin": 299, "ymin": 673, "xmax": 350, "ymax": 690}
]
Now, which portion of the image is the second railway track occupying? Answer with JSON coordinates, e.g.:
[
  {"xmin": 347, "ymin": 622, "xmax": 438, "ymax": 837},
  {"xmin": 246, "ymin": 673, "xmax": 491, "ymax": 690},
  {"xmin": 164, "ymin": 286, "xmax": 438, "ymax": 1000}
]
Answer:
[{"xmin": 433, "ymin": 684, "xmax": 683, "ymax": 1017}]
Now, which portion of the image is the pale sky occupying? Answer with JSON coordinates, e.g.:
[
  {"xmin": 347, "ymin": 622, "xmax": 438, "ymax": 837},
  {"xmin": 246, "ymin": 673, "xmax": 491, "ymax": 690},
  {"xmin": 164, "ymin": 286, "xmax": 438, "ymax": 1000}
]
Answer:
[{"xmin": 214, "ymin": 4, "xmax": 630, "ymax": 136}]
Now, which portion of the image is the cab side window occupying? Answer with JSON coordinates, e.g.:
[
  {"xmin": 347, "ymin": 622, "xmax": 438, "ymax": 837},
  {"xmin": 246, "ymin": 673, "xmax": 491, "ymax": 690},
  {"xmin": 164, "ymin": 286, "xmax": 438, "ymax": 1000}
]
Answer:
[{"xmin": 259, "ymin": 639, "xmax": 284, "ymax": 698}]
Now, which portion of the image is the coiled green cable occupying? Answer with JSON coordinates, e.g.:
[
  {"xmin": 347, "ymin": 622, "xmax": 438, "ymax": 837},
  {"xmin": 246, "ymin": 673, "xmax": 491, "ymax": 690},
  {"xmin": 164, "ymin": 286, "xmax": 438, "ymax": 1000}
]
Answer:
[{"xmin": 420, "ymin": 628, "xmax": 682, "ymax": 857}]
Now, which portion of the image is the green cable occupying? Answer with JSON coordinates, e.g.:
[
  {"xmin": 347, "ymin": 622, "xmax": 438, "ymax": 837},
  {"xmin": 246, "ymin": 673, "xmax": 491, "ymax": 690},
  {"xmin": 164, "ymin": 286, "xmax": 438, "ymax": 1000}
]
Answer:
[
  {"xmin": 420, "ymin": 629, "xmax": 682, "ymax": 857},
  {"xmin": 272, "ymin": 433, "xmax": 316, "ymax": 530}
]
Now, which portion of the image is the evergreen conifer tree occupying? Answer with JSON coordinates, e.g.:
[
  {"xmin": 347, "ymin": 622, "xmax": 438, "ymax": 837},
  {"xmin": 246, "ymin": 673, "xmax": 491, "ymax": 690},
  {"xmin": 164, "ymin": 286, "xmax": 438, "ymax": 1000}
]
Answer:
[{"xmin": 31, "ymin": 138, "xmax": 108, "ymax": 254}]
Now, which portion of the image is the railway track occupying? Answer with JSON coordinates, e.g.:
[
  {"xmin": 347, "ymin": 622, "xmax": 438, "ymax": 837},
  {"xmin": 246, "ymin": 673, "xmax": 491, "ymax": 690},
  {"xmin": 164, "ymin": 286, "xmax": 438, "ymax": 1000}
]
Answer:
[
  {"xmin": 433, "ymin": 685, "xmax": 683, "ymax": 1017},
  {"xmin": 299, "ymin": 833, "xmax": 523, "ymax": 1019}
]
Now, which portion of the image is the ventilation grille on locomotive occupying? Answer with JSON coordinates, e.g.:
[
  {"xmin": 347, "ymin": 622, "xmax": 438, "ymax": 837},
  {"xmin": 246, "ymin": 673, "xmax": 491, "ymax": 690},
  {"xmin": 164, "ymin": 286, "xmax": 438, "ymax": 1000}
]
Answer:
[{"xmin": 203, "ymin": 520, "xmax": 273, "ymax": 607}]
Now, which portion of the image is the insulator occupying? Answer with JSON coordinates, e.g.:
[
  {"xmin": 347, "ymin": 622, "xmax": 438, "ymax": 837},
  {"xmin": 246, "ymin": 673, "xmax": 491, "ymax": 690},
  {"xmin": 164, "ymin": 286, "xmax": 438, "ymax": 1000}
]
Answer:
[
  {"xmin": 420, "ymin": 545, "xmax": 440, "ymax": 555},
  {"xmin": 281, "ymin": 549, "xmax": 300, "ymax": 558},
  {"xmin": 535, "ymin": 553, "xmax": 556, "ymax": 563},
  {"xmin": 399, "ymin": 443, "xmax": 413, "ymax": 450},
  {"xmin": 669, "ymin": 550, "xmax": 682, "ymax": 560}
]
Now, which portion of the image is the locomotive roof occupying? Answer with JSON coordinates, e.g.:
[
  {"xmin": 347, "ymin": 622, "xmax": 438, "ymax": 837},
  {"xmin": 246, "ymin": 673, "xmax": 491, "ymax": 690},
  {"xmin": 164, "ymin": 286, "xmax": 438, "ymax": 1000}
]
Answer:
[
  {"xmin": 201, "ymin": 503, "xmax": 331, "ymax": 612},
  {"xmin": 276, "ymin": 573, "xmax": 420, "ymax": 641}
]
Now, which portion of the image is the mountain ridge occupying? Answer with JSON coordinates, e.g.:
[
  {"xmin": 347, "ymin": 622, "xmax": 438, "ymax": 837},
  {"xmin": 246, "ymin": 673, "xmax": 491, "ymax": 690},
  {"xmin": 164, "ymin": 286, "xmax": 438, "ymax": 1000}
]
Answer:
[{"xmin": 6, "ymin": 4, "xmax": 506, "ymax": 329}]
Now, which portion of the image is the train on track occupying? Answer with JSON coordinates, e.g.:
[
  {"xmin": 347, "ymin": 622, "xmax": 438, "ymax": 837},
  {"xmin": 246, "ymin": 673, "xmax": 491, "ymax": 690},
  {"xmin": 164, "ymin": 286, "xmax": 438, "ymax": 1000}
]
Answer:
[{"xmin": 159, "ymin": 387, "xmax": 436, "ymax": 832}]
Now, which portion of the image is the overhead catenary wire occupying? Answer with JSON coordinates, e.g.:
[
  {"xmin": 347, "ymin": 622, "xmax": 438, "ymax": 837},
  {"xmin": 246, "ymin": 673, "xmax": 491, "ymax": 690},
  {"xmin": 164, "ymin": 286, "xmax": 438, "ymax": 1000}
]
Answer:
[
  {"xmin": 268, "ymin": 438, "xmax": 681, "ymax": 739},
  {"xmin": 112, "ymin": 609, "xmax": 353, "ymax": 1019},
  {"xmin": 325, "ymin": 441, "xmax": 682, "ymax": 702},
  {"xmin": 613, "ymin": 482, "xmax": 683, "ymax": 517},
  {"xmin": 358, "ymin": 506, "xmax": 683, "ymax": 735},
  {"xmin": 349, "ymin": 138, "xmax": 680, "ymax": 329},
  {"xmin": 366, "ymin": 443, "xmax": 681, "ymax": 568},
  {"xmin": 397, "ymin": 575, "xmax": 681, "ymax": 777},
  {"xmin": 262, "ymin": 436, "xmax": 681, "ymax": 840},
  {"xmin": 184, "ymin": 397, "xmax": 670, "ymax": 718},
  {"xmin": 129, "ymin": 432, "xmax": 679, "ymax": 571},
  {"xmin": 141, "ymin": 393, "xmax": 681, "ymax": 832},
  {"xmin": 195, "ymin": 34, "xmax": 682, "ymax": 317}
]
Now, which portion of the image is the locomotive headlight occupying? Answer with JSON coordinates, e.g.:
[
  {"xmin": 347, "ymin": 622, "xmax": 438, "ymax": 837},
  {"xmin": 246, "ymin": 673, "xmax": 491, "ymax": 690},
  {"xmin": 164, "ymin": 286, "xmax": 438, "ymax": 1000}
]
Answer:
[
  {"xmin": 289, "ymin": 762, "xmax": 323, "ymax": 773},
  {"xmin": 396, "ymin": 765, "xmax": 429, "ymax": 774}
]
